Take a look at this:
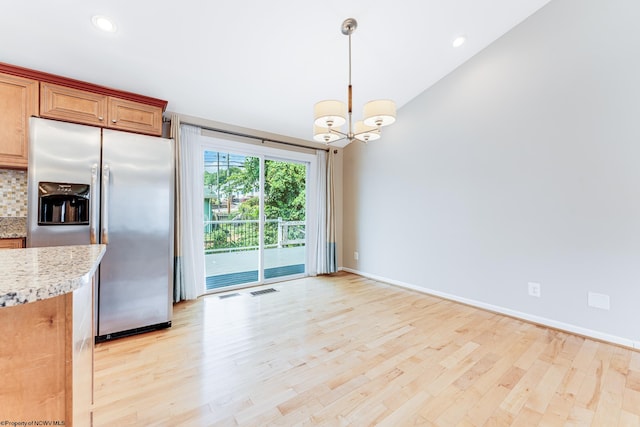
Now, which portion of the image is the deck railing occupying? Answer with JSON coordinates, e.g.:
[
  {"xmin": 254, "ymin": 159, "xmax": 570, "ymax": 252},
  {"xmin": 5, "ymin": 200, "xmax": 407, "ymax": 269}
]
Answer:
[{"xmin": 204, "ymin": 219, "xmax": 305, "ymax": 254}]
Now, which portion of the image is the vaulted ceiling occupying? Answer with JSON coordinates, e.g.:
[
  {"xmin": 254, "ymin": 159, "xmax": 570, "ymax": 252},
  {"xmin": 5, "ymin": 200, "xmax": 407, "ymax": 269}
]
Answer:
[{"xmin": 1, "ymin": 0, "xmax": 551, "ymax": 143}]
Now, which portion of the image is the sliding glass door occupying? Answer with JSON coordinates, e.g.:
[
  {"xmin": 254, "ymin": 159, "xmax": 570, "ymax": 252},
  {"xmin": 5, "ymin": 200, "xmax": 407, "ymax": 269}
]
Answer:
[
  {"xmin": 201, "ymin": 136, "xmax": 315, "ymax": 293},
  {"xmin": 204, "ymin": 151, "xmax": 260, "ymax": 290},
  {"xmin": 263, "ymin": 159, "xmax": 307, "ymax": 280}
]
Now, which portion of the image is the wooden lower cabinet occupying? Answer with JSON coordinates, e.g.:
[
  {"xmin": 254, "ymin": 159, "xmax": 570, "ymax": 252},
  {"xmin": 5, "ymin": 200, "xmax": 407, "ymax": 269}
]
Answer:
[
  {"xmin": 0, "ymin": 279, "xmax": 94, "ymax": 426},
  {"xmin": 0, "ymin": 237, "xmax": 25, "ymax": 249},
  {"xmin": 0, "ymin": 73, "xmax": 38, "ymax": 169}
]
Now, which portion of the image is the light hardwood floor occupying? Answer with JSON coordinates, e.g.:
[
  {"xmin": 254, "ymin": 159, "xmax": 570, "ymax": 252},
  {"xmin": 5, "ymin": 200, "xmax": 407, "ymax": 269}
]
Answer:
[{"xmin": 93, "ymin": 272, "xmax": 640, "ymax": 426}]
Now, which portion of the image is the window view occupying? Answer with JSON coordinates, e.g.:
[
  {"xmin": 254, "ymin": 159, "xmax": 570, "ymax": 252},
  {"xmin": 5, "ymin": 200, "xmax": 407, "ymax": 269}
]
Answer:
[
  {"xmin": 263, "ymin": 159, "xmax": 306, "ymax": 279},
  {"xmin": 204, "ymin": 151, "xmax": 307, "ymax": 291}
]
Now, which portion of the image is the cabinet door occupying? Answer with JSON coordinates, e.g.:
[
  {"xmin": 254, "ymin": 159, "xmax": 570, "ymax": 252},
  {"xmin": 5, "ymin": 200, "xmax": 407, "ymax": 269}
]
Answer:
[
  {"xmin": 41, "ymin": 83, "xmax": 107, "ymax": 127},
  {"xmin": 108, "ymin": 97, "xmax": 163, "ymax": 136},
  {"xmin": 0, "ymin": 238, "xmax": 25, "ymax": 249},
  {"xmin": 0, "ymin": 296, "xmax": 66, "ymax": 422},
  {"xmin": 0, "ymin": 73, "xmax": 38, "ymax": 169}
]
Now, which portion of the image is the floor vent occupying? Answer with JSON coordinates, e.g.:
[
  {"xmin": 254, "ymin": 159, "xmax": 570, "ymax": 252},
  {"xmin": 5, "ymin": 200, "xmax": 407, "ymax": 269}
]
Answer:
[
  {"xmin": 218, "ymin": 293, "xmax": 241, "ymax": 300},
  {"xmin": 250, "ymin": 288, "xmax": 278, "ymax": 297}
]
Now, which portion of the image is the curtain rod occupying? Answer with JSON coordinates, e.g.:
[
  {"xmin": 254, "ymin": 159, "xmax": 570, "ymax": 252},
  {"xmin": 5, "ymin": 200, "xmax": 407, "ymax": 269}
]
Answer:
[
  {"xmin": 168, "ymin": 116, "xmax": 331, "ymax": 152},
  {"xmin": 208, "ymin": 126, "xmax": 330, "ymax": 153}
]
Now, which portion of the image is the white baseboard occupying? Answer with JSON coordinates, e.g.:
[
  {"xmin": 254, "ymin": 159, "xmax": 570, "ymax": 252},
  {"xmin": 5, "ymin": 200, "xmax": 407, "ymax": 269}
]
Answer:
[{"xmin": 341, "ymin": 267, "xmax": 640, "ymax": 350}]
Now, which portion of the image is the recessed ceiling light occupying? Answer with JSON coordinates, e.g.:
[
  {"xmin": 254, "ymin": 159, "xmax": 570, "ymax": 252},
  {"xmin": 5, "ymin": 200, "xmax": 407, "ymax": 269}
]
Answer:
[
  {"xmin": 452, "ymin": 35, "xmax": 466, "ymax": 48},
  {"xmin": 92, "ymin": 15, "xmax": 117, "ymax": 33}
]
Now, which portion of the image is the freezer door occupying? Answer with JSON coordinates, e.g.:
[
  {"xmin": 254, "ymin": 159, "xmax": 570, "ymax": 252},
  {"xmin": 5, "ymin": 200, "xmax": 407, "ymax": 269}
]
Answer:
[
  {"xmin": 98, "ymin": 129, "xmax": 174, "ymax": 336},
  {"xmin": 27, "ymin": 118, "xmax": 101, "ymax": 248}
]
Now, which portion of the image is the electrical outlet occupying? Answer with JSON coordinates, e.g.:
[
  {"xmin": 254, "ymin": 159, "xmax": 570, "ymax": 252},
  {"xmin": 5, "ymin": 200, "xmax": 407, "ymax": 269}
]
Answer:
[
  {"xmin": 354, "ymin": 251, "xmax": 359, "ymax": 261},
  {"xmin": 528, "ymin": 282, "xmax": 541, "ymax": 298},
  {"xmin": 588, "ymin": 292, "xmax": 610, "ymax": 310}
]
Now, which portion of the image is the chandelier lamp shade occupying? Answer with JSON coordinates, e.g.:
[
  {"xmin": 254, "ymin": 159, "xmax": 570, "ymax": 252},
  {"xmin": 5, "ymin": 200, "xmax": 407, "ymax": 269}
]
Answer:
[{"xmin": 313, "ymin": 18, "xmax": 396, "ymax": 144}]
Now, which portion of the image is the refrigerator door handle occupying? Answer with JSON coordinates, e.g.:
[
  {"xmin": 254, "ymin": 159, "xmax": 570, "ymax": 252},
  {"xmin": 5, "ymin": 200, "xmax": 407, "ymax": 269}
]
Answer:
[
  {"xmin": 102, "ymin": 163, "xmax": 110, "ymax": 245},
  {"xmin": 90, "ymin": 163, "xmax": 99, "ymax": 244}
]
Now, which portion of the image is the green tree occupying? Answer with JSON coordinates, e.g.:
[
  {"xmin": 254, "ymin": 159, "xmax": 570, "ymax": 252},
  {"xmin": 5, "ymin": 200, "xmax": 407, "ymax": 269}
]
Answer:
[
  {"xmin": 235, "ymin": 158, "xmax": 306, "ymax": 221},
  {"xmin": 264, "ymin": 160, "xmax": 306, "ymax": 221},
  {"xmin": 238, "ymin": 196, "xmax": 259, "ymax": 219},
  {"xmin": 206, "ymin": 166, "xmax": 248, "ymax": 214},
  {"xmin": 204, "ymin": 156, "xmax": 306, "ymax": 251}
]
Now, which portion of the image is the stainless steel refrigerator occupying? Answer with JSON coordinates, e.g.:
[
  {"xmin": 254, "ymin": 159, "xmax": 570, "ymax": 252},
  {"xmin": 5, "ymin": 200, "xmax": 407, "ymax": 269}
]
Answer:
[{"xmin": 27, "ymin": 117, "xmax": 174, "ymax": 342}]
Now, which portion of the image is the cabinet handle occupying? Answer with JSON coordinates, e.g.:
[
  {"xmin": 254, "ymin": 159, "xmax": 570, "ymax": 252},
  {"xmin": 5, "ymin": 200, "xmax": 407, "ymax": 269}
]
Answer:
[
  {"xmin": 98, "ymin": 116, "xmax": 103, "ymax": 121},
  {"xmin": 111, "ymin": 119, "xmax": 117, "ymax": 123}
]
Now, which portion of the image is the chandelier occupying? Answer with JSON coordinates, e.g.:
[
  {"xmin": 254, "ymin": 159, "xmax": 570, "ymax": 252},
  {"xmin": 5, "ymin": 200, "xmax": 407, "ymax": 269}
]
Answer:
[{"xmin": 313, "ymin": 18, "xmax": 396, "ymax": 145}]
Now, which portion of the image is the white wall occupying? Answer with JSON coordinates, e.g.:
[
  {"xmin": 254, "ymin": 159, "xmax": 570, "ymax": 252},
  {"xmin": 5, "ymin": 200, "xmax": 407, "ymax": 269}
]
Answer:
[{"xmin": 342, "ymin": 0, "xmax": 640, "ymax": 346}]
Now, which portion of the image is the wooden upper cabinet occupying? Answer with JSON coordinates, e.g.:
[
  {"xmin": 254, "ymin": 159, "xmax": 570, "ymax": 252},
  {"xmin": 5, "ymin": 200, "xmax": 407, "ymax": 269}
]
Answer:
[
  {"xmin": 0, "ymin": 62, "xmax": 167, "ymax": 147},
  {"xmin": 40, "ymin": 82, "xmax": 107, "ymax": 127},
  {"xmin": 0, "ymin": 73, "xmax": 38, "ymax": 169},
  {"xmin": 40, "ymin": 83, "xmax": 163, "ymax": 136},
  {"xmin": 108, "ymin": 97, "xmax": 163, "ymax": 136}
]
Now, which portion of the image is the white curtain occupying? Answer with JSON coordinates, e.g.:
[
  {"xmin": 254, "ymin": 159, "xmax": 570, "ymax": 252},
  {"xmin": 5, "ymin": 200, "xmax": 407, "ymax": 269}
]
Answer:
[
  {"xmin": 326, "ymin": 148, "xmax": 337, "ymax": 273},
  {"xmin": 314, "ymin": 148, "xmax": 337, "ymax": 274},
  {"xmin": 312, "ymin": 149, "xmax": 326, "ymax": 275},
  {"xmin": 171, "ymin": 116, "xmax": 203, "ymax": 301}
]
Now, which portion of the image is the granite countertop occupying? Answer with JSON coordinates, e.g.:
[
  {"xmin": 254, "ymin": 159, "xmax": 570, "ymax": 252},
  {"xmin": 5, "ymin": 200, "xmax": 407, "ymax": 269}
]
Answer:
[
  {"xmin": 0, "ymin": 244, "xmax": 106, "ymax": 307},
  {"xmin": 0, "ymin": 217, "xmax": 27, "ymax": 238}
]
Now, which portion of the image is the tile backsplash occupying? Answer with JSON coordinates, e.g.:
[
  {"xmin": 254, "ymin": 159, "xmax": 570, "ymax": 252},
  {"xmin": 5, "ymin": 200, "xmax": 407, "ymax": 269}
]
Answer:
[{"xmin": 0, "ymin": 168, "xmax": 28, "ymax": 217}]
